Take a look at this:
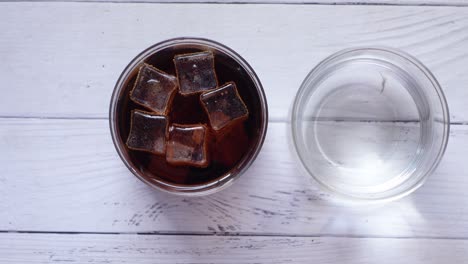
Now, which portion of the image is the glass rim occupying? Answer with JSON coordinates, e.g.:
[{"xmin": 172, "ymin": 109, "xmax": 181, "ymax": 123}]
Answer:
[
  {"xmin": 109, "ymin": 37, "xmax": 268, "ymax": 196},
  {"xmin": 291, "ymin": 46, "xmax": 450, "ymax": 203}
]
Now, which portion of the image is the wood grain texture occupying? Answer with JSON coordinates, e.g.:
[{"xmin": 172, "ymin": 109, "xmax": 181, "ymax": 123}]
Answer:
[
  {"xmin": 1, "ymin": 3, "xmax": 468, "ymax": 122},
  {"xmin": 1, "ymin": 118, "xmax": 467, "ymax": 238},
  {"xmin": 1, "ymin": 233, "xmax": 468, "ymax": 264}
]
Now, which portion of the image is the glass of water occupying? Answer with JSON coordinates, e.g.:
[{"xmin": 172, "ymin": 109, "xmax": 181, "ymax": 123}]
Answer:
[{"xmin": 291, "ymin": 47, "xmax": 450, "ymax": 202}]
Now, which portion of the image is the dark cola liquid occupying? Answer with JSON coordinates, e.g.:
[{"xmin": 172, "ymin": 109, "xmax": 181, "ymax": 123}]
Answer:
[{"xmin": 116, "ymin": 45, "xmax": 264, "ymax": 185}]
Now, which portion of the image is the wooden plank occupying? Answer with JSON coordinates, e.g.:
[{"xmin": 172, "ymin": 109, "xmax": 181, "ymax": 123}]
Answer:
[
  {"xmin": 1, "ymin": 3, "xmax": 468, "ymax": 122},
  {"xmin": 1, "ymin": 233, "xmax": 468, "ymax": 263},
  {"xmin": 1, "ymin": 118, "xmax": 467, "ymax": 238},
  {"xmin": 9, "ymin": 0, "xmax": 468, "ymax": 7}
]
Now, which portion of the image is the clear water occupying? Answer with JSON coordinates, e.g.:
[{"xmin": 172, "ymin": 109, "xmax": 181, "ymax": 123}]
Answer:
[{"xmin": 297, "ymin": 59, "xmax": 430, "ymax": 199}]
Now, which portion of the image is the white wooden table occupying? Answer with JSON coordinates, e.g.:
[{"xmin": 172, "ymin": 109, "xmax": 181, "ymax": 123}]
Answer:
[{"xmin": 1, "ymin": 1, "xmax": 468, "ymax": 263}]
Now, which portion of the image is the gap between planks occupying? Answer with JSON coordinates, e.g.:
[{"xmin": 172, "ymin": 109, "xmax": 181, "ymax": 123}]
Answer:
[
  {"xmin": 2, "ymin": 230, "xmax": 468, "ymax": 241},
  {"xmin": 0, "ymin": 115, "xmax": 466, "ymax": 125},
  {"xmin": 1, "ymin": 0, "xmax": 468, "ymax": 8}
]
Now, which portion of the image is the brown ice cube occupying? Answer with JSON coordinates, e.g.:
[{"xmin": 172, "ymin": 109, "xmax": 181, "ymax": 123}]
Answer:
[
  {"xmin": 174, "ymin": 51, "xmax": 218, "ymax": 95},
  {"xmin": 126, "ymin": 110, "xmax": 168, "ymax": 155},
  {"xmin": 130, "ymin": 63, "xmax": 178, "ymax": 115},
  {"xmin": 200, "ymin": 82, "xmax": 249, "ymax": 131},
  {"xmin": 166, "ymin": 124, "xmax": 209, "ymax": 168}
]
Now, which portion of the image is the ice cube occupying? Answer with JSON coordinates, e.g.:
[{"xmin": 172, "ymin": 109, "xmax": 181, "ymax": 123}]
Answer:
[
  {"xmin": 174, "ymin": 51, "xmax": 218, "ymax": 95},
  {"xmin": 126, "ymin": 110, "xmax": 168, "ymax": 155},
  {"xmin": 130, "ymin": 63, "xmax": 178, "ymax": 115},
  {"xmin": 200, "ymin": 82, "xmax": 249, "ymax": 131},
  {"xmin": 166, "ymin": 124, "xmax": 209, "ymax": 168}
]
